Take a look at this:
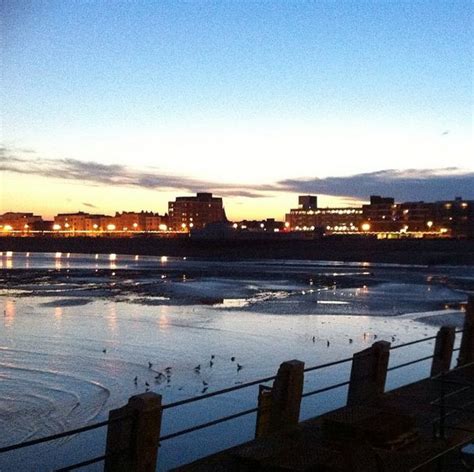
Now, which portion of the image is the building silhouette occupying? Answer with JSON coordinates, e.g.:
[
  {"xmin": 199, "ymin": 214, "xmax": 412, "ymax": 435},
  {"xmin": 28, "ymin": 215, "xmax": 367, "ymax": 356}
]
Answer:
[{"xmin": 168, "ymin": 193, "xmax": 226, "ymax": 231}]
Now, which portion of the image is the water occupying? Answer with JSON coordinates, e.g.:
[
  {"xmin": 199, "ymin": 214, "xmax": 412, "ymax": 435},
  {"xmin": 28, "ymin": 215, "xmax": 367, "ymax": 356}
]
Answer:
[{"xmin": 0, "ymin": 252, "xmax": 472, "ymax": 471}]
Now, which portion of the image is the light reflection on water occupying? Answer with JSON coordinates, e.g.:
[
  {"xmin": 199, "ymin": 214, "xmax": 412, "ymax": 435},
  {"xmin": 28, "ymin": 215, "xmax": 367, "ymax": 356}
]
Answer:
[{"xmin": 0, "ymin": 253, "xmax": 472, "ymax": 471}]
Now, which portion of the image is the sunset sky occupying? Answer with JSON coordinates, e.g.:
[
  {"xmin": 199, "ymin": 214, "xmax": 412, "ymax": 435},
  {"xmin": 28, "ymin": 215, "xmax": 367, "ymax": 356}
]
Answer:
[{"xmin": 2, "ymin": 1, "xmax": 473, "ymax": 220}]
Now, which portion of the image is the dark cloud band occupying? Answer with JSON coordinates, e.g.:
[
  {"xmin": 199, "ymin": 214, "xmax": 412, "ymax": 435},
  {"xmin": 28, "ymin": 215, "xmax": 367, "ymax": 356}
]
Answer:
[{"xmin": 1, "ymin": 146, "xmax": 472, "ymax": 201}]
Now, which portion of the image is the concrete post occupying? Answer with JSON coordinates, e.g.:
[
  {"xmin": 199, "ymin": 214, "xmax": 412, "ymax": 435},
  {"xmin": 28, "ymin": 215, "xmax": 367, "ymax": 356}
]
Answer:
[
  {"xmin": 347, "ymin": 341, "xmax": 390, "ymax": 407},
  {"xmin": 430, "ymin": 326, "xmax": 455, "ymax": 377},
  {"xmin": 458, "ymin": 296, "xmax": 474, "ymax": 367},
  {"xmin": 104, "ymin": 392, "xmax": 162, "ymax": 472},
  {"xmin": 259, "ymin": 360, "xmax": 305, "ymax": 436},
  {"xmin": 255, "ymin": 385, "xmax": 273, "ymax": 438}
]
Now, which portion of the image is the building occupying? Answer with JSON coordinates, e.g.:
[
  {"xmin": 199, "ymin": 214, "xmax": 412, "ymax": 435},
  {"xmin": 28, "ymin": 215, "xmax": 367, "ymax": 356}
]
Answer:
[
  {"xmin": 286, "ymin": 196, "xmax": 363, "ymax": 233},
  {"xmin": 362, "ymin": 196, "xmax": 473, "ymax": 236},
  {"xmin": 54, "ymin": 212, "xmax": 94, "ymax": 232},
  {"xmin": 298, "ymin": 195, "xmax": 317, "ymax": 210},
  {"xmin": 113, "ymin": 211, "xmax": 167, "ymax": 232},
  {"xmin": 168, "ymin": 193, "xmax": 227, "ymax": 231},
  {"xmin": 0, "ymin": 212, "xmax": 44, "ymax": 232}
]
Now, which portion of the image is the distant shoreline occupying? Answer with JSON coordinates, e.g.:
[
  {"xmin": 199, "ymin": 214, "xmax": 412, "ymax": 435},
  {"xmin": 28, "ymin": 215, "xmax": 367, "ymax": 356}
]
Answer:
[{"xmin": 1, "ymin": 236, "xmax": 474, "ymax": 265}]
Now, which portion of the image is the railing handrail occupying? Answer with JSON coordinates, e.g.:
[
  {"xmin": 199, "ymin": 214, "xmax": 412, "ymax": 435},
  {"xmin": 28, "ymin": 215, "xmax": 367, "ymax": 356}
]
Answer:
[
  {"xmin": 0, "ymin": 330, "xmax": 466, "ymax": 457},
  {"xmin": 0, "ymin": 414, "xmax": 130, "ymax": 454}
]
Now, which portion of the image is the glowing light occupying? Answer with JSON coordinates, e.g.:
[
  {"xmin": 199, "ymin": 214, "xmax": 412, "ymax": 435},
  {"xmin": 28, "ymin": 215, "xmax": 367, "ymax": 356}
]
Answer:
[
  {"xmin": 284, "ymin": 222, "xmax": 290, "ymax": 228},
  {"xmin": 426, "ymin": 221, "xmax": 433, "ymax": 228},
  {"xmin": 55, "ymin": 252, "xmax": 62, "ymax": 258},
  {"xmin": 6, "ymin": 251, "xmax": 13, "ymax": 257},
  {"xmin": 106, "ymin": 224, "xmax": 116, "ymax": 231},
  {"xmin": 64, "ymin": 223, "xmax": 70, "ymax": 228},
  {"xmin": 232, "ymin": 223, "xmax": 238, "ymax": 229},
  {"xmin": 260, "ymin": 223, "xmax": 265, "ymax": 228},
  {"xmin": 133, "ymin": 223, "xmax": 138, "ymax": 228},
  {"xmin": 361, "ymin": 223, "xmax": 371, "ymax": 231},
  {"xmin": 95, "ymin": 254, "xmax": 99, "ymax": 259},
  {"xmin": 159, "ymin": 224, "xmax": 168, "ymax": 231},
  {"xmin": 181, "ymin": 223, "xmax": 187, "ymax": 229},
  {"xmin": 53, "ymin": 224, "xmax": 61, "ymax": 230},
  {"xmin": 189, "ymin": 223, "xmax": 194, "ymax": 228},
  {"xmin": 109, "ymin": 253, "xmax": 117, "ymax": 261},
  {"xmin": 3, "ymin": 225, "xmax": 13, "ymax": 231},
  {"xmin": 93, "ymin": 224, "xmax": 98, "ymax": 229},
  {"xmin": 24, "ymin": 224, "xmax": 29, "ymax": 229},
  {"xmin": 161, "ymin": 256, "xmax": 168, "ymax": 262},
  {"xmin": 440, "ymin": 228, "xmax": 449, "ymax": 234}
]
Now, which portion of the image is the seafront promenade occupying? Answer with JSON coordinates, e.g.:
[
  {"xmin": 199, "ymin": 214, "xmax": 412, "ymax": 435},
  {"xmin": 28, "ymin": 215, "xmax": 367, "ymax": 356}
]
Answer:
[{"xmin": 1, "ymin": 237, "xmax": 474, "ymax": 265}]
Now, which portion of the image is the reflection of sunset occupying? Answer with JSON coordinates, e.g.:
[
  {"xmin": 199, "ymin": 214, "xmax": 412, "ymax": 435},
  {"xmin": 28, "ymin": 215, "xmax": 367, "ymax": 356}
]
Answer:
[
  {"xmin": 54, "ymin": 306, "xmax": 63, "ymax": 327},
  {"xmin": 158, "ymin": 314, "xmax": 169, "ymax": 329},
  {"xmin": 106, "ymin": 303, "xmax": 117, "ymax": 333},
  {"xmin": 4, "ymin": 299, "xmax": 16, "ymax": 328}
]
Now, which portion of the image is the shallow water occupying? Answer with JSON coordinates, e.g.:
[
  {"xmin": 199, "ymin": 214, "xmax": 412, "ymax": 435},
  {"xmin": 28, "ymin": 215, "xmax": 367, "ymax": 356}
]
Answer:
[{"xmin": 0, "ymin": 252, "xmax": 472, "ymax": 470}]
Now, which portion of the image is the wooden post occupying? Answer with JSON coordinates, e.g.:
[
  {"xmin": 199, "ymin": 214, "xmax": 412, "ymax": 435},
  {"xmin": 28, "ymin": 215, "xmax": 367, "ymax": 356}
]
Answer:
[
  {"xmin": 458, "ymin": 296, "xmax": 474, "ymax": 367},
  {"xmin": 255, "ymin": 360, "xmax": 304, "ymax": 437},
  {"xmin": 431, "ymin": 326, "xmax": 455, "ymax": 377},
  {"xmin": 104, "ymin": 392, "xmax": 162, "ymax": 472},
  {"xmin": 255, "ymin": 385, "xmax": 273, "ymax": 438},
  {"xmin": 347, "ymin": 341, "xmax": 390, "ymax": 406}
]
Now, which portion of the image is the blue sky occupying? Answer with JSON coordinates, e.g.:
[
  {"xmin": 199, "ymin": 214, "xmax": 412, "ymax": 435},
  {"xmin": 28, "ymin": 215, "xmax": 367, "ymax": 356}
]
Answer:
[{"xmin": 2, "ymin": 0, "xmax": 473, "ymax": 218}]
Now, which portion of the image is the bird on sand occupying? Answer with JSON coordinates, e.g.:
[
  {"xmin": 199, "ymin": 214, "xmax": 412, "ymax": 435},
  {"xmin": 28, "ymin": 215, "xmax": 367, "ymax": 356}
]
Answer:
[
  {"xmin": 231, "ymin": 357, "xmax": 235, "ymax": 362},
  {"xmin": 237, "ymin": 363, "xmax": 243, "ymax": 371},
  {"xmin": 148, "ymin": 362, "xmax": 153, "ymax": 369},
  {"xmin": 202, "ymin": 380, "xmax": 208, "ymax": 386},
  {"xmin": 102, "ymin": 348, "xmax": 107, "ymax": 353},
  {"xmin": 194, "ymin": 365, "xmax": 201, "ymax": 373},
  {"xmin": 209, "ymin": 360, "xmax": 214, "ymax": 368},
  {"xmin": 134, "ymin": 376, "xmax": 138, "ymax": 384},
  {"xmin": 327, "ymin": 340, "xmax": 330, "ymax": 347}
]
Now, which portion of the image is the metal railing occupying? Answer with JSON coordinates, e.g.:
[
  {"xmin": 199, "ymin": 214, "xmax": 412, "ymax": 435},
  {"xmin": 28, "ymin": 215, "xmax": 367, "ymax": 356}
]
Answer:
[{"xmin": 0, "ymin": 327, "xmax": 468, "ymax": 471}]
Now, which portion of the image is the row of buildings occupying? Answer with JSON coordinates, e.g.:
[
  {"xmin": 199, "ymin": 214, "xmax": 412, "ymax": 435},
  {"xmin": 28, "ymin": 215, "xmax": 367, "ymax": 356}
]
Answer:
[
  {"xmin": 285, "ymin": 195, "xmax": 473, "ymax": 238},
  {"xmin": 0, "ymin": 193, "xmax": 225, "ymax": 234},
  {"xmin": 1, "ymin": 193, "xmax": 473, "ymax": 238}
]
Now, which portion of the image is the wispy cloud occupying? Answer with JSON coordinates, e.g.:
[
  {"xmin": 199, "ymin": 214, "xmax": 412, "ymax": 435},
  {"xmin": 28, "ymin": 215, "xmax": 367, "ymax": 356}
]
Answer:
[
  {"xmin": 0, "ymin": 147, "xmax": 269, "ymax": 198},
  {"xmin": 82, "ymin": 202, "xmax": 97, "ymax": 208},
  {"xmin": 1, "ymin": 146, "xmax": 473, "ymax": 202}
]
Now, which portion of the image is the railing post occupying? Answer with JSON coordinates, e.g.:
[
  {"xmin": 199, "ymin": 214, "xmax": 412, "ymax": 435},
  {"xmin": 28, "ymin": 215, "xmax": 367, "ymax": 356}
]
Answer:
[
  {"xmin": 104, "ymin": 392, "xmax": 162, "ymax": 472},
  {"xmin": 347, "ymin": 341, "xmax": 390, "ymax": 406},
  {"xmin": 430, "ymin": 326, "xmax": 455, "ymax": 377},
  {"xmin": 255, "ymin": 359, "xmax": 304, "ymax": 437},
  {"xmin": 255, "ymin": 385, "xmax": 273, "ymax": 438},
  {"xmin": 458, "ymin": 296, "xmax": 474, "ymax": 367}
]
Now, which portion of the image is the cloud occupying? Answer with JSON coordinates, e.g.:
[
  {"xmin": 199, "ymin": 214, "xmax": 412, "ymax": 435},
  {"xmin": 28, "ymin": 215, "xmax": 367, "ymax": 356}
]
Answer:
[
  {"xmin": 82, "ymin": 202, "xmax": 97, "ymax": 208},
  {"xmin": 2, "ymin": 146, "xmax": 473, "ymax": 202},
  {"xmin": 0, "ymin": 148, "xmax": 268, "ymax": 198},
  {"xmin": 277, "ymin": 168, "xmax": 474, "ymax": 201}
]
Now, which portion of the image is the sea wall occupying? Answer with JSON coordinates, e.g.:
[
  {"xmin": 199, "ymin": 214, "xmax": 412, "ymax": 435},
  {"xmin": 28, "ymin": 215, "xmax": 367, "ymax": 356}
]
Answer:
[{"xmin": 1, "ymin": 236, "xmax": 473, "ymax": 265}]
